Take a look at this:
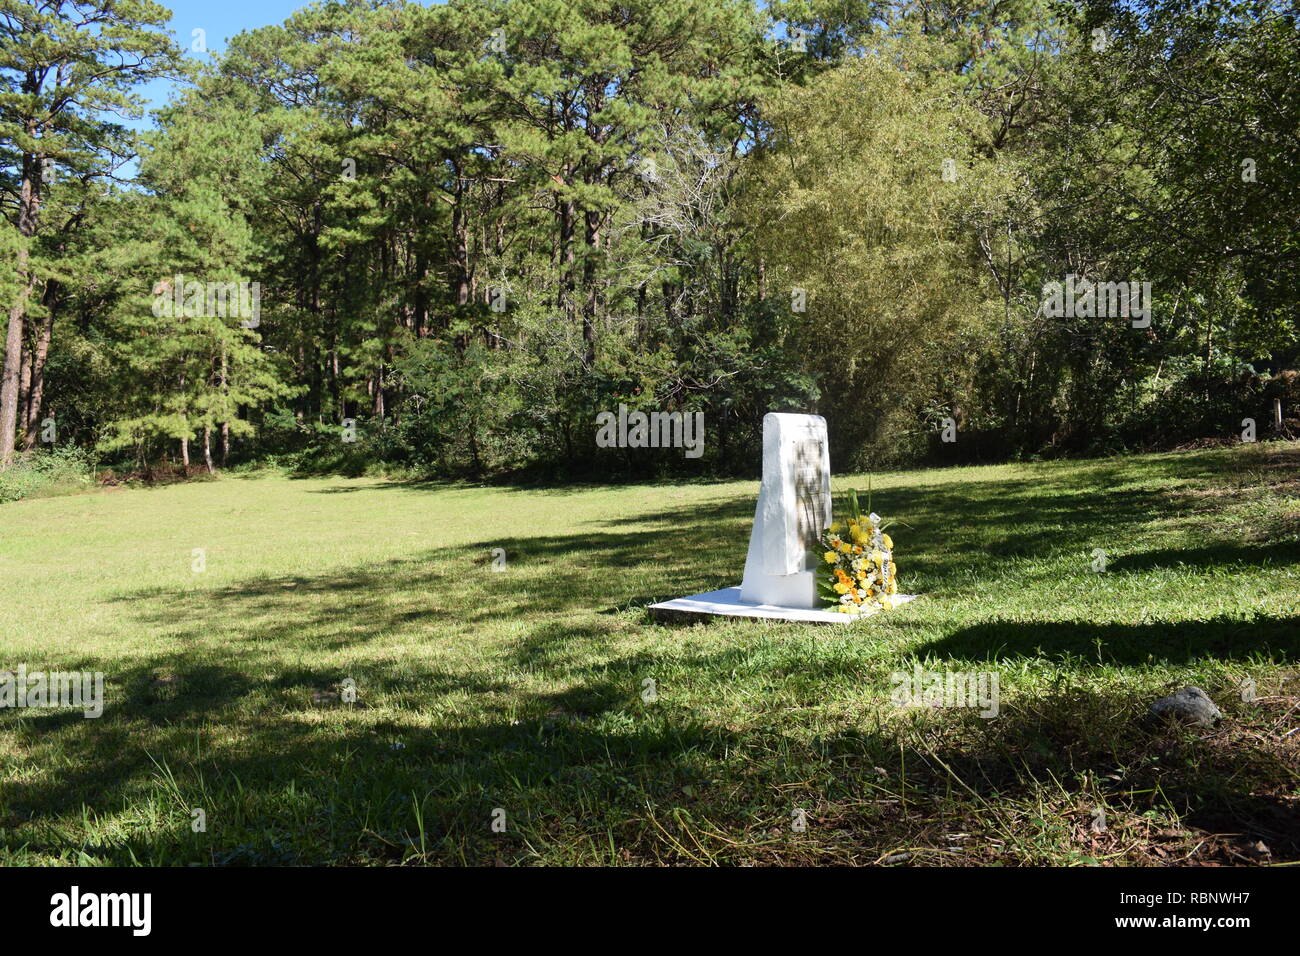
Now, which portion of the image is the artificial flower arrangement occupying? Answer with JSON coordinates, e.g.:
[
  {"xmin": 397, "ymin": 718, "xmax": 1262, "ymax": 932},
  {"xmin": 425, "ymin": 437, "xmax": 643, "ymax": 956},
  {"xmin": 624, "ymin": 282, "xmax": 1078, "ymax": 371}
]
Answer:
[{"xmin": 816, "ymin": 488, "xmax": 900, "ymax": 615}]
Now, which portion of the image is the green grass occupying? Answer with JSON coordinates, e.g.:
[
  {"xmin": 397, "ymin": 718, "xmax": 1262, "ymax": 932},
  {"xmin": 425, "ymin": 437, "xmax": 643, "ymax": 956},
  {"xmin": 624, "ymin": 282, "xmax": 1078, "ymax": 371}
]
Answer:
[{"xmin": 1, "ymin": 442, "xmax": 1297, "ymax": 866}]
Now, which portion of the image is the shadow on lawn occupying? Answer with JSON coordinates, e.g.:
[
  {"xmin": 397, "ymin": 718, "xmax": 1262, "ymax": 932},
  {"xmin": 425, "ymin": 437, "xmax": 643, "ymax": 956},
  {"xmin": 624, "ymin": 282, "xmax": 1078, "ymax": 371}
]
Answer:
[
  {"xmin": 5, "ymin": 444, "xmax": 1295, "ymax": 865},
  {"xmin": 1112, "ymin": 539, "xmax": 1300, "ymax": 573},
  {"xmin": 8, "ymin": 639, "xmax": 1295, "ymax": 865},
  {"xmin": 583, "ymin": 453, "xmax": 1291, "ymax": 587},
  {"xmin": 913, "ymin": 681, "xmax": 1300, "ymax": 863},
  {"xmin": 5, "ymin": 605, "xmax": 1297, "ymax": 866},
  {"xmin": 1, "ymin": 647, "xmax": 742, "ymax": 865},
  {"xmin": 924, "ymin": 615, "xmax": 1300, "ymax": 665}
]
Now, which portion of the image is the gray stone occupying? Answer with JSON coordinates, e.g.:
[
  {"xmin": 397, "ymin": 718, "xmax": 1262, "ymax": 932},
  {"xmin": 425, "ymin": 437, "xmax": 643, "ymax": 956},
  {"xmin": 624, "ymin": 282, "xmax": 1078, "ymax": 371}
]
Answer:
[{"xmin": 1148, "ymin": 686, "xmax": 1222, "ymax": 726}]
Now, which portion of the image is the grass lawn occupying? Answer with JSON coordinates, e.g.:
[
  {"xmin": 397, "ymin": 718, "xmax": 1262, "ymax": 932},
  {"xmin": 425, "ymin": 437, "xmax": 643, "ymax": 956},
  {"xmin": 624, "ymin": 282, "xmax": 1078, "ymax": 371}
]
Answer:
[{"xmin": 1, "ymin": 442, "xmax": 1297, "ymax": 866}]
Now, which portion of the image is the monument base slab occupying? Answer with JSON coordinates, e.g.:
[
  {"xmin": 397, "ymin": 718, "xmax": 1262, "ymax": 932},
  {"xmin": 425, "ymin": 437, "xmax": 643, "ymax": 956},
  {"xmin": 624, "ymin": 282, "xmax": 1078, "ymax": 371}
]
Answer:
[{"xmin": 648, "ymin": 587, "xmax": 917, "ymax": 625}]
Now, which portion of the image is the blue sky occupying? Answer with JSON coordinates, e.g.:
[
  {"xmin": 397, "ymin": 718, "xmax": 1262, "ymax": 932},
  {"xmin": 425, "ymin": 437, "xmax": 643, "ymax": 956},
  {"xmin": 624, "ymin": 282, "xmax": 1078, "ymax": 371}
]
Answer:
[
  {"xmin": 133, "ymin": 0, "xmax": 782, "ymax": 130},
  {"xmin": 127, "ymin": 0, "xmax": 323, "ymax": 130}
]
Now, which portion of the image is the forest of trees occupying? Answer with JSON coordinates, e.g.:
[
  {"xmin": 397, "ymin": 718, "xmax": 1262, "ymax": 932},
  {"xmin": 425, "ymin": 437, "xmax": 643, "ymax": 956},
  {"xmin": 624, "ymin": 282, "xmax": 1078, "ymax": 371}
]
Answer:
[{"xmin": 2, "ymin": 0, "xmax": 1297, "ymax": 483}]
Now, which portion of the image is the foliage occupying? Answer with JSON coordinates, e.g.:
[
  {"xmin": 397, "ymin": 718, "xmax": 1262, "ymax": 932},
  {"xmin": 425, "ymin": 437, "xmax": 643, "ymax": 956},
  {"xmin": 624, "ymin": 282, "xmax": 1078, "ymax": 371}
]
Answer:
[
  {"xmin": 748, "ymin": 47, "xmax": 1014, "ymax": 468},
  {"xmin": 2, "ymin": 0, "xmax": 1297, "ymax": 478},
  {"xmin": 0, "ymin": 443, "xmax": 94, "ymax": 502}
]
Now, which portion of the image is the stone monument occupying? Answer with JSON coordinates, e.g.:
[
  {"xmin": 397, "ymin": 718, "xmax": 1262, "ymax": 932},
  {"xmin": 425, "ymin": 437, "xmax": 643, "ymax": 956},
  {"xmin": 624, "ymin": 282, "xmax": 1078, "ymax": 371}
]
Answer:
[
  {"xmin": 738, "ymin": 413, "xmax": 832, "ymax": 609},
  {"xmin": 649, "ymin": 411, "xmax": 914, "ymax": 624}
]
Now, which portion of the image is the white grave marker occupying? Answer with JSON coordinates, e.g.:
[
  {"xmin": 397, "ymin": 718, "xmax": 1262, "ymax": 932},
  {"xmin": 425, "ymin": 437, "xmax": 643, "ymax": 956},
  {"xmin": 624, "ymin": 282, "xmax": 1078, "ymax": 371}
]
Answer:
[
  {"xmin": 739, "ymin": 413, "xmax": 831, "ymax": 608},
  {"xmin": 647, "ymin": 412, "xmax": 917, "ymax": 624}
]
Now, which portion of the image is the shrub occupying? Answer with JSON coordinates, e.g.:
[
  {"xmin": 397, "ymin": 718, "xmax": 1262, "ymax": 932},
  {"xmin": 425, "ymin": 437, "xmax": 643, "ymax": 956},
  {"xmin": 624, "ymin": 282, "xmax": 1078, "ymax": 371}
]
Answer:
[{"xmin": 0, "ymin": 445, "xmax": 96, "ymax": 503}]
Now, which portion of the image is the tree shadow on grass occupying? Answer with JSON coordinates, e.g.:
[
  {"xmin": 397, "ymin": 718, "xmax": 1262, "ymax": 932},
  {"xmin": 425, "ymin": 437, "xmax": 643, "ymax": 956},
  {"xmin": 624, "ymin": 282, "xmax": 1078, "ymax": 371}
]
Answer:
[
  {"xmin": 296, "ymin": 473, "xmax": 744, "ymax": 497},
  {"xmin": 0, "ymin": 647, "xmax": 749, "ymax": 865},
  {"xmin": 1111, "ymin": 540, "xmax": 1300, "ymax": 573},
  {"xmin": 93, "ymin": 464, "xmax": 1299, "ymax": 669},
  {"xmin": 7, "ymin": 444, "xmax": 1295, "ymax": 864},
  {"xmin": 922, "ymin": 615, "xmax": 1300, "ymax": 665},
  {"xmin": 905, "ymin": 679, "xmax": 1300, "ymax": 864},
  {"xmin": 5, "ymin": 620, "xmax": 1296, "ymax": 865},
  {"xmin": 582, "ymin": 463, "xmax": 1286, "ymax": 588}
]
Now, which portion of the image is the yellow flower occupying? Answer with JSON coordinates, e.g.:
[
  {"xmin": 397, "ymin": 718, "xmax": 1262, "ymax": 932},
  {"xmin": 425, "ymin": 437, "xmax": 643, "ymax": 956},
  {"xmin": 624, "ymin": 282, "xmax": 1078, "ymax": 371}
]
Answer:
[
  {"xmin": 882, "ymin": 533, "xmax": 893, "ymax": 550},
  {"xmin": 829, "ymin": 522, "xmax": 843, "ymax": 533},
  {"xmin": 834, "ymin": 582, "xmax": 849, "ymax": 594},
  {"xmin": 823, "ymin": 551, "xmax": 838, "ymax": 564},
  {"xmin": 871, "ymin": 549, "xmax": 885, "ymax": 565},
  {"xmin": 880, "ymin": 596, "xmax": 894, "ymax": 610},
  {"xmin": 887, "ymin": 581, "xmax": 897, "ymax": 594},
  {"xmin": 838, "ymin": 541, "xmax": 852, "ymax": 553}
]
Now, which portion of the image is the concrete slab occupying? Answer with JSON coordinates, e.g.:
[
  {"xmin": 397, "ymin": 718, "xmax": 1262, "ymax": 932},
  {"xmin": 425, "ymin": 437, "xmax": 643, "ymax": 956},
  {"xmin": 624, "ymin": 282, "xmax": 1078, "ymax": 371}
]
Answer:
[{"xmin": 648, "ymin": 587, "xmax": 917, "ymax": 625}]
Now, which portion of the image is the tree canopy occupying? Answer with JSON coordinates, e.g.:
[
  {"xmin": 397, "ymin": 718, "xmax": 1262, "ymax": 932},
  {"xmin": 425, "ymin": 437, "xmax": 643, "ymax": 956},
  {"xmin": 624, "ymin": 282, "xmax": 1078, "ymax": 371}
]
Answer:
[{"xmin": 3, "ymin": 0, "xmax": 1296, "ymax": 478}]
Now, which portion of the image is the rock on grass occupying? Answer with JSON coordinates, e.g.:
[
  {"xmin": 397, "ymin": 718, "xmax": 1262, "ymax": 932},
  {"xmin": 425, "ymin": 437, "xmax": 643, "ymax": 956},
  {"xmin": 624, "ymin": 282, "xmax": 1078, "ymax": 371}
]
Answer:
[{"xmin": 1148, "ymin": 686, "xmax": 1222, "ymax": 727}]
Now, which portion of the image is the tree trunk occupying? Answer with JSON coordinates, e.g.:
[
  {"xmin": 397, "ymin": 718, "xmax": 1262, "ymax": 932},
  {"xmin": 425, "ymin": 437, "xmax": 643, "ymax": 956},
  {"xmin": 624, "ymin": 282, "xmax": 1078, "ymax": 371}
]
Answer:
[
  {"xmin": 18, "ymin": 333, "xmax": 31, "ymax": 436},
  {"xmin": 558, "ymin": 191, "xmax": 576, "ymax": 322},
  {"xmin": 1, "ymin": 161, "xmax": 41, "ymax": 466},
  {"xmin": 330, "ymin": 343, "xmax": 341, "ymax": 421},
  {"xmin": 1, "ymin": 273, "xmax": 36, "ymax": 466},
  {"xmin": 202, "ymin": 426, "xmax": 215, "ymax": 474},
  {"xmin": 23, "ymin": 281, "xmax": 57, "ymax": 451},
  {"xmin": 413, "ymin": 247, "xmax": 428, "ymax": 338},
  {"xmin": 582, "ymin": 207, "xmax": 600, "ymax": 366},
  {"xmin": 219, "ymin": 342, "xmax": 230, "ymax": 467},
  {"xmin": 451, "ymin": 168, "xmax": 471, "ymax": 311}
]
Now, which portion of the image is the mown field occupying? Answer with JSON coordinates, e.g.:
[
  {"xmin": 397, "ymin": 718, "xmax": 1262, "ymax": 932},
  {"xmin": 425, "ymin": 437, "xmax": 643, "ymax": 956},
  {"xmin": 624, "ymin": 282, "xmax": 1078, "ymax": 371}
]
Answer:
[{"xmin": 1, "ymin": 442, "xmax": 1297, "ymax": 866}]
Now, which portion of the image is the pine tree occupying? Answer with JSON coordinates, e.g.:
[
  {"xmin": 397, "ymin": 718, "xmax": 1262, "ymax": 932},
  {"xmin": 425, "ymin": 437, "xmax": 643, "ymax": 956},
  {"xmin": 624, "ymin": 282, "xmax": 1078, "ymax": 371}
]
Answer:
[{"xmin": 0, "ymin": 0, "xmax": 183, "ymax": 465}]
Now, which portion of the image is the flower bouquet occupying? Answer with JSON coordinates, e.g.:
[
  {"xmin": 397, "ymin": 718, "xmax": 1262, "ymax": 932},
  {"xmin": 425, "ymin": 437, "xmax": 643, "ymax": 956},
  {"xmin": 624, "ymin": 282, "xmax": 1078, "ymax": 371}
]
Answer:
[{"xmin": 816, "ymin": 489, "xmax": 900, "ymax": 615}]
